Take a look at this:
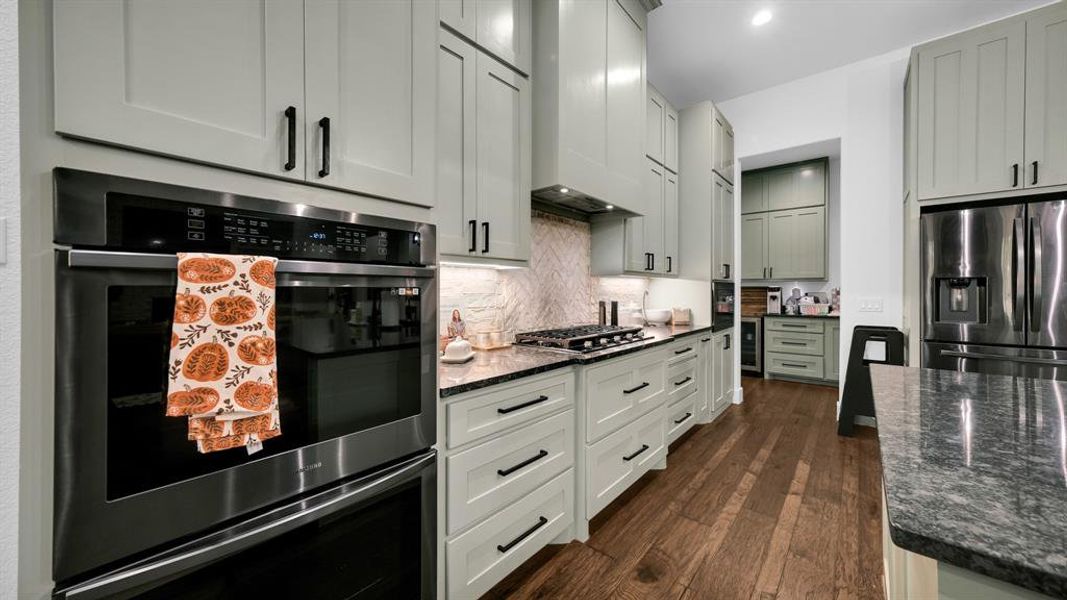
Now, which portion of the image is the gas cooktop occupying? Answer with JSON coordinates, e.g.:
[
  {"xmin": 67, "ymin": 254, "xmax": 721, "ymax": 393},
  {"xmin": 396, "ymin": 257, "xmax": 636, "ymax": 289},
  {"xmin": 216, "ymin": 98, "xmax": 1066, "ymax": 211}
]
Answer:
[{"xmin": 514, "ymin": 324, "xmax": 651, "ymax": 354}]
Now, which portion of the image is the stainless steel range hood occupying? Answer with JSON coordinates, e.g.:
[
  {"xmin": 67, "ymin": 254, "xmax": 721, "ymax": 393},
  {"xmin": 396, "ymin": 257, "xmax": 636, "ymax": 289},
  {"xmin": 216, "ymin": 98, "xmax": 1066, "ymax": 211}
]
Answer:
[{"xmin": 531, "ymin": 185, "xmax": 638, "ymax": 220}]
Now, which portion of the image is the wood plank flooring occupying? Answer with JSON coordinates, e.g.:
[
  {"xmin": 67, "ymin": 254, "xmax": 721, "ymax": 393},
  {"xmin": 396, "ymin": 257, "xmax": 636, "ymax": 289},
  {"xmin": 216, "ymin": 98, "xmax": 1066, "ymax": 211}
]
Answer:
[{"xmin": 483, "ymin": 377, "xmax": 884, "ymax": 600}]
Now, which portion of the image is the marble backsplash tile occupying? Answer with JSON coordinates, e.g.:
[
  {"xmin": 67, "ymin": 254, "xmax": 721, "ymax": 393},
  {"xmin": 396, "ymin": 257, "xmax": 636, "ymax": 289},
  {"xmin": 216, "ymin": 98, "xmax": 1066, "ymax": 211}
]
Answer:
[{"xmin": 440, "ymin": 211, "xmax": 650, "ymax": 338}]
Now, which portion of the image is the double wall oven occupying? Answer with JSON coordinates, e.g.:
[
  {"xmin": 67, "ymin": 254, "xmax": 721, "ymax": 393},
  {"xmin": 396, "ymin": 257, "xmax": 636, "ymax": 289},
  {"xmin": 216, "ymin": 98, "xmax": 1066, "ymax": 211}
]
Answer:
[{"xmin": 52, "ymin": 169, "xmax": 437, "ymax": 598}]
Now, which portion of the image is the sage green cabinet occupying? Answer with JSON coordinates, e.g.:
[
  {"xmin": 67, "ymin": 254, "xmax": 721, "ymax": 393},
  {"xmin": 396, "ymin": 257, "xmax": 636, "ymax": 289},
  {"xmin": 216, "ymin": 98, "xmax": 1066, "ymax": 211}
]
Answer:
[
  {"xmin": 914, "ymin": 18, "xmax": 1025, "ymax": 200},
  {"xmin": 711, "ymin": 174, "xmax": 734, "ymax": 280},
  {"xmin": 741, "ymin": 213, "xmax": 768, "ymax": 280},
  {"xmin": 766, "ymin": 206, "xmax": 826, "ymax": 280},
  {"xmin": 593, "ymin": 158, "xmax": 678, "ymax": 276},
  {"xmin": 646, "ymin": 84, "xmax": 679, "ymax": 174},
  {"xmin": 741, "ymin": 171, "xmax": 766, "ymax": 214},
  {"xmin": 825, "ymin": 322, "xmax": 841, "ymax": 381},
  {"xmin": 713, "ymin": 109, "xmax": 735, "ymax": 183},
  {"xmin": 1025, "ymin": 3, "xmax": 1067, "ymax": 189},
  {"xmin": 767, "ymin": 160, "xmax": 826, "ymax": 211},
  {"xmin": 438, "ymin": 0, "xmax": 532, "ymax": 75}
]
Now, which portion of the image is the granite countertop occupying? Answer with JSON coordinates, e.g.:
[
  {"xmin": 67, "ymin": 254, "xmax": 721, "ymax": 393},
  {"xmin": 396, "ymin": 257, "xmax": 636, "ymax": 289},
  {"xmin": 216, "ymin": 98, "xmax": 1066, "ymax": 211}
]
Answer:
[
  {"xmin": 439, "ymin": 324, "xmax": 713, "ymax": 398},
  {"xmin": 762, "ymin": 312, "xmax": 840, "ymax": 319},
  {"xmin": 870, "ymin": 364, "xmax": 1067, "ymax": 596}
]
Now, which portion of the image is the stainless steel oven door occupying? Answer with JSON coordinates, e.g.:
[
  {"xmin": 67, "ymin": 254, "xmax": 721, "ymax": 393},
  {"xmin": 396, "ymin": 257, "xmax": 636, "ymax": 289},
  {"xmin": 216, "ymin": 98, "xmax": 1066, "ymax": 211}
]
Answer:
[{"xmin": 54, "ymin": 250, "xmax": 437, "ymax": 584}]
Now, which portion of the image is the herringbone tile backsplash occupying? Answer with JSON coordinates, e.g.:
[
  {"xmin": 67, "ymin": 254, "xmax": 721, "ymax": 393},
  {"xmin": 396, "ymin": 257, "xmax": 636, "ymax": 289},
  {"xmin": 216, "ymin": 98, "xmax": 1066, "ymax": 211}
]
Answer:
[{"xmin": 440, "ymin": 211, "xmax": 649, "ymax": 338}]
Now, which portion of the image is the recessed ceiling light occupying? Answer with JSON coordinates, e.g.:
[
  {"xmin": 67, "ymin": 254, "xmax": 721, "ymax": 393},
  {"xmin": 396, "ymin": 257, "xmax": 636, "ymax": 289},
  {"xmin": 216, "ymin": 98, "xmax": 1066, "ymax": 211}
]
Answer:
[
  {"xmin": 751, "ymin": 9, "xmax": 772, "ymax": 27},
  {"xmin": 605, "ymin": 205, "xmax": 614, "ymax": 210},
  {"xmin": 560, "ymin": 187, "xmax": 570, "ymax": 194}
]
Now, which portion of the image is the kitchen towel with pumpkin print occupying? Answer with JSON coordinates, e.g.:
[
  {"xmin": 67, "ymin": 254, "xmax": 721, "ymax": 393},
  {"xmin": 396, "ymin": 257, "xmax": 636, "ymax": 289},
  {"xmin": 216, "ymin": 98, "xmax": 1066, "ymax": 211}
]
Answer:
[{"xmin": 166, "ymin": 253, "xmax": 281, "ymax": 454}]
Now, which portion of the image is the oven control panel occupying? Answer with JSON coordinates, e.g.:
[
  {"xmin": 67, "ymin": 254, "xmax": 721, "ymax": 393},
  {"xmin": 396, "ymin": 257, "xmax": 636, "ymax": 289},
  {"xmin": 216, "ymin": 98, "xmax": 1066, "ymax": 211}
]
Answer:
[{"xmin": 106, "ymin": 193, "xmax": 424, "ymax": 265}]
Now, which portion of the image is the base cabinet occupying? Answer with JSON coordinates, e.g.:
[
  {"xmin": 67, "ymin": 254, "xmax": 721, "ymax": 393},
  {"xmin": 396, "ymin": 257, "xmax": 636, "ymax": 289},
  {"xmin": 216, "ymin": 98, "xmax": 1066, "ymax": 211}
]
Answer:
[
  {"xmin": 764, "ymin": 317, "xmax": 839, "ymax": 384},
  {"xmin": 585, "ymin": 404, "xmax": 665, "ymax": 516}
]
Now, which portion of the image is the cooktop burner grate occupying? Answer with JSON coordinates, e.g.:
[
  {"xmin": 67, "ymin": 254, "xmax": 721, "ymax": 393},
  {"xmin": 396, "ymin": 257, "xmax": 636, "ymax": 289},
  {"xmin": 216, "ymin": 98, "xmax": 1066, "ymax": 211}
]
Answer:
[{"xmin": 514, "ymin": 324, "xmax": 649, "ymax": 353}]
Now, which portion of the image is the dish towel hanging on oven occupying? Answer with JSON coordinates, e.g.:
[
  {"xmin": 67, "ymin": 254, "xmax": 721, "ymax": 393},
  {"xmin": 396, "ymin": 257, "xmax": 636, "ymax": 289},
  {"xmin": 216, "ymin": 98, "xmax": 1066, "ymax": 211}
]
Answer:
[{"xmin": 165, "ymin": 253, "xmax": 281, "ymax": 454}]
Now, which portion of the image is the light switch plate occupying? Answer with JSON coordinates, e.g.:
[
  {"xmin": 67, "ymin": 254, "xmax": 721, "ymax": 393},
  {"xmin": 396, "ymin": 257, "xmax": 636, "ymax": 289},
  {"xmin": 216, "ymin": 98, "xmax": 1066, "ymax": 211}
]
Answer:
[{"xmin": 858, "ymin": 297, "xmax": 884, "ymax": 312}]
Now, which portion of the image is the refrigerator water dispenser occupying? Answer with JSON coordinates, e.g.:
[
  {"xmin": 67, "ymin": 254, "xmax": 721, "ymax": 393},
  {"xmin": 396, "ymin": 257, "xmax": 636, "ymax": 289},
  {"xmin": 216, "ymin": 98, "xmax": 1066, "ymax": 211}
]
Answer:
[{"xmin": 936, "ymin": 277, "xmax": 986, "ymax": 324}]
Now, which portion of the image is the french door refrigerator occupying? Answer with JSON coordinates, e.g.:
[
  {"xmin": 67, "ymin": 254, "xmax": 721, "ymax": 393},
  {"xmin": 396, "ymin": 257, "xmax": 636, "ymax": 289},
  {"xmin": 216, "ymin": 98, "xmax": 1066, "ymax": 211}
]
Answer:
[{"xmin": 922, "ymin": 199, "xmax": 1067, "ymax": 380}]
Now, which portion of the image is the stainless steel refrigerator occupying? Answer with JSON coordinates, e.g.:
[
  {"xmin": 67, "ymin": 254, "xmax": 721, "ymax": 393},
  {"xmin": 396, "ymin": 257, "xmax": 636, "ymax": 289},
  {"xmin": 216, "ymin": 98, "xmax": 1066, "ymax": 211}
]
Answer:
[{"xmin": 922, "ymin": 199, "xmax": 1067, "ymax": 380}]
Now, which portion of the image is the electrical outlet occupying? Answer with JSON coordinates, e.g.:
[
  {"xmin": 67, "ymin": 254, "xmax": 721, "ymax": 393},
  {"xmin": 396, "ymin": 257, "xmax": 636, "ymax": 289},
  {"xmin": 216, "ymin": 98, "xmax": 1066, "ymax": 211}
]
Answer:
[{"xmin": 859, "ymin": 297, "xmax": 884, "ymax": 313}]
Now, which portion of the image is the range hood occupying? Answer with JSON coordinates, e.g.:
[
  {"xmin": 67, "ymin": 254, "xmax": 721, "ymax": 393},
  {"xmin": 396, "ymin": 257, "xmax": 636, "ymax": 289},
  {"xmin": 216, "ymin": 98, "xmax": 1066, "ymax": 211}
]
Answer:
[{"xmin": 531, "ymin": 185, "xmax": 638, "ymax": 219}]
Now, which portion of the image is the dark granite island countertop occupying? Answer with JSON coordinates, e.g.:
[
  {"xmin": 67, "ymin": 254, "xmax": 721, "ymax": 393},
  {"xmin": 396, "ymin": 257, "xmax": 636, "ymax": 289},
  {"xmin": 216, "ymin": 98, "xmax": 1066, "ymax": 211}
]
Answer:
[
  {"xmin": 440, "ymin": 324, "xmax": 713, "ymax": 398},
  {"xmin": 870, "ymin": 364, "xmax": 1067, "ymax": 597}
]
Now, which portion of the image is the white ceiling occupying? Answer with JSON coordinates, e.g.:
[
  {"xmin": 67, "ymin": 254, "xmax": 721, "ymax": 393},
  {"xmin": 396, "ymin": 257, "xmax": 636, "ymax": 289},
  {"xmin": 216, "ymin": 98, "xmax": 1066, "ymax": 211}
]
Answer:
[{"xmin": 648, "ymin": 0, "xmax": 1052, "ymax": 107}]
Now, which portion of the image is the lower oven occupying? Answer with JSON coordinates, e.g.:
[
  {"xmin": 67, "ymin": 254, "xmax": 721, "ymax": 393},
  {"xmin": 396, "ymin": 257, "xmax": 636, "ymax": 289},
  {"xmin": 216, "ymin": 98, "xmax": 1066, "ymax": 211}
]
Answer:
[
  {"xmin": 52, "ymin": 169, "xmax": 437, "ymax": 592},
  {"xmin": 740, "ymin": 317, "xmax": 762, "ymax": 374}
]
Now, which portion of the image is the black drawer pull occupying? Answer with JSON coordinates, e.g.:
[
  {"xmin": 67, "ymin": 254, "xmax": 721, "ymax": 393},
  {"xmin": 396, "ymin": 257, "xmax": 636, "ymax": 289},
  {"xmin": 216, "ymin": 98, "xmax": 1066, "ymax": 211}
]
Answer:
[
  {"xmin": 623, "ymin": 382, "xmax": 650, "ymax": 395},
  {"xmin": 674, "ymin": 412, "xmax": 692, "ymax": 425},
  {"xmin": 674, "ymin": 376, "xmax": 692, "ymax": 386},
  {"xmin": 780, "ymin": 341, "xmax": 807, "ymax": 346},
  {"xmin": 497, "ymin": 516, "xmax": 548, "ymax": 553},
  {"xmin": 497, "ymin": 449, "xmax": 548, "ymax": 477},
  {"xmin": 674, "ymin": 347, "xmax": 692, "ymax": 355},
  {"xmin": 283, "ymin": 106, "xmax": 296, "ymax": 171},
  {"xmin": 780, "ymin": 323, "xmax": 804, "ymax": 328},
  {"xmin": 497, "ymin": 395, "xmax": 550, "ymax": 415},
  {"xmin": 782, "ymin": 362, "xmax": 808, "ymax": 369},
  {"xmin": 701, "ymin": 337, "xmax": 711, "ymax": 342},
  {"xmin": 318, "ymin": 117, "xmax": 331, "ymax": 177},
  {"xmin": 623, "ymin": 444, "xmax": 650, "ymax": 462}
]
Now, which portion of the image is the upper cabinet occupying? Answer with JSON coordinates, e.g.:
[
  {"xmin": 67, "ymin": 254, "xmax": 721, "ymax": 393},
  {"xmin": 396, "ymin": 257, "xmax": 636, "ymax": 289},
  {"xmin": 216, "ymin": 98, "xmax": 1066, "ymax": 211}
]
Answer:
[
  {"xmin": 305, "ymin": 0, "xmax": 437, "ymax": 207},
  {"xmin": 53, "ymin": 0, "xmax": 438, "ymax": 208},
  {"xmin": 711, "ymin": 175, "xmax": 734, "ymax": 280},
  {"xmin": 740, "ymin": 172, "xmax": 766, "ymax": 214},
  {"xmin": 910, "ymin": 3, "xmax": 1067, "ymax": 201},
  {"xmin": 712, "ymin": 109, "xmax": 735, "ymax": 183},
  {"xmin": 646, "ymin": 85, "xmax": 679, "ymax": 174},
  {"xmin": 436, "ymin": 26, "xmax": 531, "ymax": 263},
  {"xmin": 438, "ymin": 0, "xmax": 532, "ymax": 75},
  {"xmin": 532, "ymin": 0, "xmax": 648, "ymax": 216},
  {"xmin": 592, "ymin": 158, "xmax": 679, "ymax": 276},
  {"xmin": 53, "ymin": 0, "xmax": 307, "ymax": 181}
]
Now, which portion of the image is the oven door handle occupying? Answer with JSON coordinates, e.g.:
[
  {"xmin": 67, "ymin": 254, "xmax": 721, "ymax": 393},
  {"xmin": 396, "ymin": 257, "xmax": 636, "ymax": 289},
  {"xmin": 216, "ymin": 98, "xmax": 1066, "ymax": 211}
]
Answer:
[
  {"xmin": 65, "ymin": 249, "xmax": 437, "ymax": 279},
  {"xmin": 55, "ymin": 450, "xmax": 435, "ymax": 600}
]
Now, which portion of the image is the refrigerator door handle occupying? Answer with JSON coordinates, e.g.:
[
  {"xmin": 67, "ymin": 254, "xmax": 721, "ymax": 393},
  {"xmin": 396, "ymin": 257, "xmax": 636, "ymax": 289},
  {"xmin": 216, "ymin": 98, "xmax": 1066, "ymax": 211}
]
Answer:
[
  {"xmin": 1030, "ymin": 217, "xmax": 1043, "ymax": 333},
  {"xmin": 1012, "ymin": 218, "xmax": 1025, "ymax": 331},
  {"xmin": 940, "ymin": 349, "xmax": 1067, "ymax": 367}
]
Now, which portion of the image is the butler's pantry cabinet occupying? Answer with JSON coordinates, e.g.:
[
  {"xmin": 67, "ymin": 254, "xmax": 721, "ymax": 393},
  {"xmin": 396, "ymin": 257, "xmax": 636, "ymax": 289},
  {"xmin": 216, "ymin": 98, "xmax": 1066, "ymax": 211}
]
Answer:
[
  {"xmin": 53, "ymin": 0, "xmax": 437, "ymax": 207},
  {"xmin": 437, "ymin": 28, "xmax": 532, "ymax": 262}
]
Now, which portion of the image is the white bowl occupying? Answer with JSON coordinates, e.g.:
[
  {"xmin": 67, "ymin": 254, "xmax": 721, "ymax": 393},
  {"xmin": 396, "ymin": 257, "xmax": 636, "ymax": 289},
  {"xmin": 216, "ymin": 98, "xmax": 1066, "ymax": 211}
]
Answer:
[{"xmin": 644, "ymin": 308, "xmax": 672, "ymax": 324}]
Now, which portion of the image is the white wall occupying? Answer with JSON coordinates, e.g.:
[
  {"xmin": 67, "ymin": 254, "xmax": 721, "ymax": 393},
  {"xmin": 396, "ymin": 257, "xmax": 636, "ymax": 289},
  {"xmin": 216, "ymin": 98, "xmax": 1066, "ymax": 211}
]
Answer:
[
  {"xmin": 720, "ymin": 48, "xmax": 910, "ymax": 408},
  {"xmin": 0, "ymin": 0, "xmax": 19, "ymax": 595}
]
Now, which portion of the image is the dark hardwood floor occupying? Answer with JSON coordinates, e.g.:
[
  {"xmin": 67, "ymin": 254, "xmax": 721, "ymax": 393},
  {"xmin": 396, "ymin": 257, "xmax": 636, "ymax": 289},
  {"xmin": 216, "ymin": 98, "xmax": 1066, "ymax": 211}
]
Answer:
[{"xmin": 483, "ymin": 377, "xmax": 884, "ymax": 600}]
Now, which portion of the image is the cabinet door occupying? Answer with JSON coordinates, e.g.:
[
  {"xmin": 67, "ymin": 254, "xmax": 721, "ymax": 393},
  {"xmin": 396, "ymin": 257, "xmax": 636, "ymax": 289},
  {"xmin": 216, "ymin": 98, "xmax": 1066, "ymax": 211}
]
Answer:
[
  {"xmin": 54, "ymin": 0, "xmax": 305, "ymax": 180},
  {"xmin": 793, "ymin": 161, "xmax": 827, "ymax": 208},
  {"xmin": 721, "ymin": 122, "xmax": 735, "ymax": 183},
  {"xmin": 791, "ymin": 206, "xmax": 826, "ymax": 279},
  {"xmin": 439, "ymin": 0, "xmax": 477, "ymax": 41},
  {"xmin": 663, "ymin": 172, "xmax": 679, "ymax": 275},
  {"xmin": 765, "ymin": 168, "xmax": 796, "ymax": 211},
  {"xmin": 477, "ymin": 0, "xmax": 532, "ymax": 74},
  {"xmin": 825, "ymin": 322, "xmax": 841, "ymax": 381},
  {"xmin": 665, "ymin": 105, "xmax": 679, "ymax": 174},
  {"xmin": 916, "ymin": 19, "xmax": 1025, "ymax": 200},
  {"xmin": 741, "ymin": 214, "xmax": 768, "ymax": 280},
  {"xmin": 646, "ymin": 88, "xmax": 666, "ymax": 166},
  {"xmin": 710, "ymin": 333, "xmax": 723, "ymax": 412},
  {"xmin": 626, "ymin": 162, "xmax": 662, "ymax": 272},
  {"xmin": 741, "ymin": 172, "xmax": 766, "ymax": 214},
  {"xmin": 719, "ymin": 332, "xmax": 734, "ymax": 409},
  {"xmin": 605, "ymin": 0, "xmax": 646, "ymax": 211},
  {"xmin": 1025, "ymin": 4, "xmax": 1067, "ymax": 189},
  {"xmin": 642, "ymin": 162, "xmax": 666, "ymax": 273},
  {"xmin": 767, "ymin": 210, "xmax": 794, "ymax": 280},
  {"xmin": 475, "ymin": 54, "xmax": 531, "ymax": 261},
  {"xmin": 719, "ymin": 180, "xmax": 735, "ymax": 279},
  {"xmin": 436, "ymin": 31, "xmax": 478, "ymax": 257},
  {"xmin": 305, "ymin": 0, "xmax": 437, "ymax": 206}
]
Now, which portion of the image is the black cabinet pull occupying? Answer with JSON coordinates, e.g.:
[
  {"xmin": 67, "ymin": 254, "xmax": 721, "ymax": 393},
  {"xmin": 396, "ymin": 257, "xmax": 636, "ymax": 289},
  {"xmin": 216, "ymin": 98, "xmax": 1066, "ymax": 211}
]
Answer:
[
  {"xmin": 623, "ymin": 444, "xmax": 650, "ymax": 462},
  {"xmin": 674, "ymin": 347, "xmax": 692, "ymax": 355},
  {"xmin": 674, "ymin": 376, "xmax": 692, "ymax": 386},
  {"xmin": 724, "ymin": 334, "xmax": 731, "ymax": 350},
  {"xmin": 781, "ymin": 323, "xmax": 804, "ymax": 328},
  {"xmin": 1012, "ymin": 163, "xmax": 1019, "ymax": 187},
  {"xmin": 667, "ymin": 256, "xmax": 673, "ymax": 273},
  {"xmin": 283, "ymin": 106, "xmax": 296, "ymax": 171},
  {"xmin": 469, "ymin": 220, "xmax": 477, "ymax": 252},
  {"xmin": 623, "ymin": 382, "xmax": 650, "ymax": 395},
  {"xmin": 482, "ymin": 222, "xmax": 490, "ymax": 253},
  {"xmin": 782, "ymin": 362, "xmax": 807, "ymax": 369},
  {"xmin": 780, "ymin": 340, "xmax": 806, "ymax": 346},
  {"xmin": 497, "ymin": 449, "xmax": 548, "ymax": 477},
  {"xmin": 318, "ymin": 117, "xmax": 331, "ymax": 177},
  {"xmin": 497, "ymin": 395, "xmax": 549, "ymax": 414},
  {"xmin": 1033, "ymin": 161, "xmax": 1039, "ymax": 185},
  {"xmin": 673, "ymin": 412, "xmax": 692, "ymax": 425},
  {"xmin": 701, "ymin": 337, "xmax": 711, "ymax": 342},
  {"xmin": 497, "ymin": 516, "xmax": 548, "ymax": 553},
  {"xmin": 723, "ymin": 263, "xmax": 731, "ymax": 279},
  {"xmin": 651, "ymin": 253, "xmax": 655, "ymax": 271},
  {"xmin": 645, "ymin": 252, "xmax": 652, "ymax": 271}
]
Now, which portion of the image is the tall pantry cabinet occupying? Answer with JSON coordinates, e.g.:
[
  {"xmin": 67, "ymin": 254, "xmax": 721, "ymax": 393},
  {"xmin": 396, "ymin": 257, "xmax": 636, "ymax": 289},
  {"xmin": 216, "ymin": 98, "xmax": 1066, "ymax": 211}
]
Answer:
[
  {"xmin": 53, "ymin": 0, "xmax": 438, "ymax": 207},
  {"xmin": 678, "ymin": 101, "xmax": 736, "ymax": 281}
]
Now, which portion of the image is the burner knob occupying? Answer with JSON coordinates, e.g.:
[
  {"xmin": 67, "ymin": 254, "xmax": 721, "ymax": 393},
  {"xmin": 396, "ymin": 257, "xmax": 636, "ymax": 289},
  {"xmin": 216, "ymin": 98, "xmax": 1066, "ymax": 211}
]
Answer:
[
  {"xmin": 613, "ymin": 335, "xmax": 622, "ymax": 342},
  {"xmin": 599, "ymin": 337, "xmax": 610, "ymax": 346},
  {"xmin": 584, "ymin": 340, "xmax": 594, "ymax": 349}
]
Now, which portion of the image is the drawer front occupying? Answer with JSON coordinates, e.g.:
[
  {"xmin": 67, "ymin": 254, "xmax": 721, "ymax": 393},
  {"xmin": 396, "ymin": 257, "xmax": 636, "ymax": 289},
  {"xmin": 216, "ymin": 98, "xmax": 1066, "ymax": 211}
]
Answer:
[
  {"xmin": 667, "ymin": 340, "xmax": 699, "ymax": 365},
  {"xmin": 446, "ymin": 469, "xmax": 574, "ymax": 600},
  {"xmin": 447, "ymin": 410, "xmax": 574, "ymax": 535},
  {"xmin": 585, "ymin": 353, "xmax": 666, "ymax": 443},
  {"xmin": 765, "ymin": 331, "xmax": 824, "ymax": 356},
  {"xmin": 446, "ymin": 371, "xmax": 574, "ymax": 449},
  {"xmin": 765, "ymin": 318, "xmax": 825, "ymax": 334},
  {"xmin": 586, "ymin": 406, "xmax": 665, "ymax": 517},
  {"xmin": 666, "ymin": 396, "xmax": 696, "ymax": 445},
  {"xmin": 765, "ymin": 352, "xmax": 825, "ymax": 379},
  {"xmin": 666, "ymin": 355, "xmax": 698, "ymax": 404}
]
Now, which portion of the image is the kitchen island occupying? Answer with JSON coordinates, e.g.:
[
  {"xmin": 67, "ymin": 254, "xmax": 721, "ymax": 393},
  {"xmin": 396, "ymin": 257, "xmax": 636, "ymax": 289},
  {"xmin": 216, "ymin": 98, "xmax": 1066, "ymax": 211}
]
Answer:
[{"xmin": 870, "ymin": 364, "xmax": 1067, "ymax": 599}]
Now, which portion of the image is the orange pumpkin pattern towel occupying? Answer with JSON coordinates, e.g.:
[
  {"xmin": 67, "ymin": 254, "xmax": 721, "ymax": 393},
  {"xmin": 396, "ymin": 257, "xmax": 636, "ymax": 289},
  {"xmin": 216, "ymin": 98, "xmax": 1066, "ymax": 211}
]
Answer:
[{"xmin": 166, "ymin": 253, "xmax": 281, "ymax": 454}]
